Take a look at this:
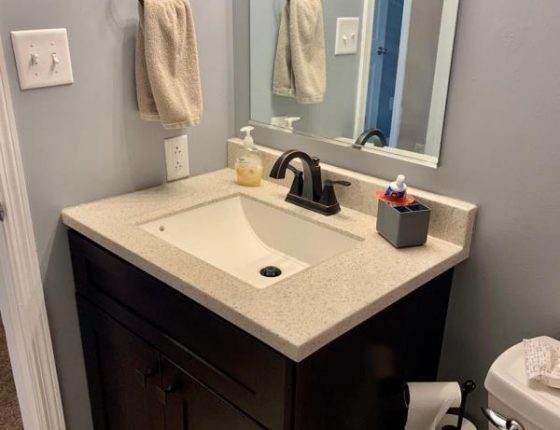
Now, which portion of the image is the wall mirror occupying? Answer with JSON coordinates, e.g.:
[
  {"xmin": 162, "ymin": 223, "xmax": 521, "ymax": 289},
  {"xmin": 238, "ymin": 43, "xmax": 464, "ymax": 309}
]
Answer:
[{"xmin": 249, "ymin": 0, "xmax": 459, "ymax": 167}]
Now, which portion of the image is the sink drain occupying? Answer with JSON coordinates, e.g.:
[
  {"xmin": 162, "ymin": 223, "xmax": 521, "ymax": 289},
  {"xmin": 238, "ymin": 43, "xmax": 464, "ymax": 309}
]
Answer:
[{"xmin": 260, "ymin": 266, "xmax": 282, "ymax": 278}]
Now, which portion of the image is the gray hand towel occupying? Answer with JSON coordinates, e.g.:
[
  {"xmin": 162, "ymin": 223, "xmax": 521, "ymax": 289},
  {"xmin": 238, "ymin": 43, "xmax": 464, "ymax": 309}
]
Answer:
[
  {"xmin": 136, "ymin": 0, "xmax": 203, "ymax": 129},
  {"xmin": 273, "ymin": 0, "xmax": 326, "ymax": 104}
]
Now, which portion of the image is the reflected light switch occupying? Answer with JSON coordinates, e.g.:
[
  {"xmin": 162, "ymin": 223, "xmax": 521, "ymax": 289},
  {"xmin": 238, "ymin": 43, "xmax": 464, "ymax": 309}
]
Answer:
[
  {"xmin": 11, "ymin": 28, "xmax": 74, "ymax": 90},
  {"xmin": 335, "ymin": 17, "xmax": 360, "ymax": 55}
]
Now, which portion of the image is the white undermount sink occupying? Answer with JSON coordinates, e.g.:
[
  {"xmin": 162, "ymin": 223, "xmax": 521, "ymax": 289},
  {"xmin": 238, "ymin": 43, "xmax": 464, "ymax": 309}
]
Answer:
[{"xmin": 140, "ymin": 195, "xmax": 361, "ymax": 288}]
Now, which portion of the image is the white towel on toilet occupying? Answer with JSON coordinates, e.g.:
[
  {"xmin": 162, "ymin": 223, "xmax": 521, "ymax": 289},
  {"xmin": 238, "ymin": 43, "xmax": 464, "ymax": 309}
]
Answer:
[{"xmin": 524, "ymin": 337, "xmax": 560, "ymax": 389}]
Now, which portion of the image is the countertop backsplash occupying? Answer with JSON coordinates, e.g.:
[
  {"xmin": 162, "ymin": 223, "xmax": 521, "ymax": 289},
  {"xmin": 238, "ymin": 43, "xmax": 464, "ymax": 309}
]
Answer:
[{"xmin": 227, "ymin": 138, "xmax": 477, "ymax": 251}]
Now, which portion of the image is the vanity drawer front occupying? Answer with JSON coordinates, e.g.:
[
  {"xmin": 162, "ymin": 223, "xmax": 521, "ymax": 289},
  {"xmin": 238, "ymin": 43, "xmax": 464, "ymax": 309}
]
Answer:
[{"xmin": 69, "ymin": 231, "xmax": 292, "ymax": 430}]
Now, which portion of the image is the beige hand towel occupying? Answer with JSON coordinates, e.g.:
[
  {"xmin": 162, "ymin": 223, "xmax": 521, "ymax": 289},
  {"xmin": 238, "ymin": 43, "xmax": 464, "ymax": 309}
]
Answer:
[
  {"xmin": 273, "ymin": 0, "xmax": 326, "ymax": 104},
  {"xmin": 136, "ymin": 0, "xmax": 203, "ymax": 129}
]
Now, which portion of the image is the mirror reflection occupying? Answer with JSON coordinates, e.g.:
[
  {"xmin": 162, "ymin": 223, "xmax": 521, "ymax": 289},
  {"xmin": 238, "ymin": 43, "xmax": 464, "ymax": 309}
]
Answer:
[{"xmin": 250, "ymin": 0, "xmax": 459, "ymax": 164}]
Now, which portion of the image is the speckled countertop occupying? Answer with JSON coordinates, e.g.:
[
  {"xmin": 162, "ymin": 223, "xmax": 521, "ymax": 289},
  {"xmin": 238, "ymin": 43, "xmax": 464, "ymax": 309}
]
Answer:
[{"xmin": 62, "ymin": 168, "xmax": 475, "ymax": 362}]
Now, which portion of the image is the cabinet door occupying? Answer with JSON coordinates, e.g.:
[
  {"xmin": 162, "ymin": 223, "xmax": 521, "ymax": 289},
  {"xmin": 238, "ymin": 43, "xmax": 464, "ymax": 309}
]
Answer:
[
  {"xmin": 160, "ymin": 356, "xmax": 264, "ymax": 430},
  {"xmin": 78, "ymin": 298, "xmax": 165, "ymax": 430}
]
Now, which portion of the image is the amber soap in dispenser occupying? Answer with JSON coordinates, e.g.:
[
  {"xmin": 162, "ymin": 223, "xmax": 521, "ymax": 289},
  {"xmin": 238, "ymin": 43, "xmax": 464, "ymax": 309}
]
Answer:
[{"xmin": 236, "ymin": 126, "xmax": 263, "ymax": 187}]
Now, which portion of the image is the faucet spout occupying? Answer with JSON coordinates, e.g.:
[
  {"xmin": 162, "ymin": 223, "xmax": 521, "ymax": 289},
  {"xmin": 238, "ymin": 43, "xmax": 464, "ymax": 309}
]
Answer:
[
  {"xmin": 269, "ymin": 150, "xmax": 322, "ymax": 200},
  {"xmin": 352, "ymin": 128, "xmax": 388, "ymax": 149},
  {"xmin": 270, "ymin": 149, "xmax": 349, "ymax": 215}
]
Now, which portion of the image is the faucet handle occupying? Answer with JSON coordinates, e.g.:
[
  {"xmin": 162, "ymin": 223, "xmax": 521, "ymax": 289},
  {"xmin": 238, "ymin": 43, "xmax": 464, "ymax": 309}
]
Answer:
[
  {"xmin": 286, "ymin": 164, "xmax": 300, "ymax": 175},
  {"xmin": 286, "ymin": 164, "xmax": 304, "ymax": 196},
  {"xmin": 324, "ymin": 180, "xmax": 351, "ymax": 187},
  {"xmin": 319, "ymin": 180, "xmax": 351, "ymax": 210}
]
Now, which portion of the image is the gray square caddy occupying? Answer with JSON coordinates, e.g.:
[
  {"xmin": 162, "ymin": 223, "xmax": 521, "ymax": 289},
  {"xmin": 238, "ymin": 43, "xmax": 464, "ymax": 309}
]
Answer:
[{"xmin": 376, "ymin": 200, "xmax": 431, "ymax": 248}]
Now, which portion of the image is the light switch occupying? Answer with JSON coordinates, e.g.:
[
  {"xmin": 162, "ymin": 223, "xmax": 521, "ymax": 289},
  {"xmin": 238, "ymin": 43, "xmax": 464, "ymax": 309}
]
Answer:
[
  {"xmin": 11, "ymin": 29, "xmax": 74, "ymax": 90},
  {"xmin": 335, "ymin": 17, "xmax": 360, "ymax": 55}
]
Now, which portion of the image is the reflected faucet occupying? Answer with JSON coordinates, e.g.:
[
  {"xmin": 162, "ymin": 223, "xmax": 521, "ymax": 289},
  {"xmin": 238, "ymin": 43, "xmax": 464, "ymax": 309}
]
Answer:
[
  {"xmin": 352, "ymin": 128, "xmax": 388, "ymax": 149},
  {"xmin": 270, "ymin": 150, "xmax": 350, "ymax": 216}
]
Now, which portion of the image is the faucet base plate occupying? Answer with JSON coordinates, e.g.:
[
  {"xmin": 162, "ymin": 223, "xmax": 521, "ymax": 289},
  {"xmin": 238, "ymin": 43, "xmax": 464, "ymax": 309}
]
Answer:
[{"xmin": 285, "ymin": 193, "xmax": 341, "ymax": 216}]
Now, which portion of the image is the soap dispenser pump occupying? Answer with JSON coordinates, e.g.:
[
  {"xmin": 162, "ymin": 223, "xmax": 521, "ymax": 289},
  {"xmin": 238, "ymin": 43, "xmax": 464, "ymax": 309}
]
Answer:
[{"xmin": 235, "ymin": 126, "xmax": 263, "ymax": 187}]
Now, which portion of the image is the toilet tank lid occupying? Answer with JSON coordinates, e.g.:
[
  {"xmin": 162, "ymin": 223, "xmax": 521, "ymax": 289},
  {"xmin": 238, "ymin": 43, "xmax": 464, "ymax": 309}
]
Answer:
[{"xmin": 485, "ymin": 337, "xmax": 560, "ymax": 429}]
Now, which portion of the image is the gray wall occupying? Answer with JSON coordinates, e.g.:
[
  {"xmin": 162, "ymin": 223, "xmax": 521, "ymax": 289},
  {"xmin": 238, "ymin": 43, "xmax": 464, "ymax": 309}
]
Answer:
[
  {"xmin": 250, "ymin": 0, "xmax": 364, "ymax": 139},
  {"xmin": 237, "ymin": 1, "xmax": 560, "ymax": 426},
  {"xmin": 0, "ymin": 0, "xmax": 234, "ymax": 428}
]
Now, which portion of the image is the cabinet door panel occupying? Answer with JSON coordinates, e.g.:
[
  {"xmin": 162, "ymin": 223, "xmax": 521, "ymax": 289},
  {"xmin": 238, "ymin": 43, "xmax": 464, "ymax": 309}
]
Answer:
[
  {"xmin": 78, "ymin": 297, "xmax": 165, "ymax": 430},
  {"xmin": 70, "ymin": 231, "xmax": 291, "ymax": 430},
  {"xmin": 161, "ymin": 357, "xmax": 264, "ymax": 430}
]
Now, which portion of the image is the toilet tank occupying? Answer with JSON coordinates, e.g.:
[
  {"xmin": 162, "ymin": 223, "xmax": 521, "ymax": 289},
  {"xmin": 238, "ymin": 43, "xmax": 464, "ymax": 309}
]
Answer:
[{"xmin": 485, "ymin": 338, "xmax": 560, "ymax": 430}]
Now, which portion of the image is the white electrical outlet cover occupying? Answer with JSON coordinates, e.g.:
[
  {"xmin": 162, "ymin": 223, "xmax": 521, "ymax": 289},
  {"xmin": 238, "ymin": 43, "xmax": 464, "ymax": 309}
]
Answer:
[
  {"xmin": 11, "ymin": 28, "xmax": 74, "ymax": 90},
  {"xmin": 335, "ymin": 17, "xmax": 360, "ymax": 55},
  {"xmin": 164, "ymin": 135, "xmax": 190, "ymax": 182}
]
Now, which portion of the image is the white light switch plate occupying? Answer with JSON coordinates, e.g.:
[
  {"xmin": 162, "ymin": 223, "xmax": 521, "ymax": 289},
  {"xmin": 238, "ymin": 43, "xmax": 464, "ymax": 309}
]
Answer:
[
  {"xmin": 335, "ymin": 17, "xmax": 360, "ymax": 55},
  {"xmin": 164, "ymin": 135, "xmax": 190, "ymax": 182},
  {"xmin": 11, "ymin": 28, "xmax": 74, "ymax": 90}
]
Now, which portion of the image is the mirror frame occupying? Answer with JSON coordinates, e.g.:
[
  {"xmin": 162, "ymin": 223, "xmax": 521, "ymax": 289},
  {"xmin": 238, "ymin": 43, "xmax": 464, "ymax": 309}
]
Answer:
[{"xmin": 234, "ymin": 0, "xmax": 460, "ymax": 170}]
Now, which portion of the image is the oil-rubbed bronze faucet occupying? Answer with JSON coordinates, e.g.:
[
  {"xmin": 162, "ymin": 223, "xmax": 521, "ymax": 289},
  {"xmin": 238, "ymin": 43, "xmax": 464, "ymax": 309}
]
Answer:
[
  {"xmin": 352, "ymin": 128, "xmax": 388, "ymax": 149},
  {"xmin": 270, "ymin": 150, "xmax": 350, "ymax": 216}
]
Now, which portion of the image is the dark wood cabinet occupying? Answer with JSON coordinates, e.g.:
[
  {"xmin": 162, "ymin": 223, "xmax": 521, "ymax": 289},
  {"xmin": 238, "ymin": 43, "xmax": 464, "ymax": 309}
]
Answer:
[
  {"xmin": 70, "ymin": 230, "xmax": 453, "ymax": 430},
  {"xmin": 78, "ymin": 298, "xmax": 165, "ymax": 430},
  {"xmin": 78, "ymin": 298, "xmax": 263, "ymax": 430},
  {"xmin": 161, "ymin": 356, "xmax": 263, "ymax": 430}
]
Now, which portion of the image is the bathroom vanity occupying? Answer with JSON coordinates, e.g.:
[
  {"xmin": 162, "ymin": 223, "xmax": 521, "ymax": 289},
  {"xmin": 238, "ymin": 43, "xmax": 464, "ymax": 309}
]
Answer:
[
  {"xmin": 70, "ymin": 231, "xmax": 451, "ymax": 430},
  {"xmin": 59, "ymin": 0, "xmax": 470, "ymax": 425},
  {"xmin": 64, "ymin": 152, "xmax": 476, "ymax": 430}
]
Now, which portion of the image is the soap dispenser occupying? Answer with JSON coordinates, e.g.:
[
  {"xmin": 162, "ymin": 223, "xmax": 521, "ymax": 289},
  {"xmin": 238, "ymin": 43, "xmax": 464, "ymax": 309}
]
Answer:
[
  {"xmin": 235, "ymin": 126, "xmax": 263, "ymax": 187},
  {"xmin": 284, "ymin": 117, "xmax": 301, "ymax": 131}
]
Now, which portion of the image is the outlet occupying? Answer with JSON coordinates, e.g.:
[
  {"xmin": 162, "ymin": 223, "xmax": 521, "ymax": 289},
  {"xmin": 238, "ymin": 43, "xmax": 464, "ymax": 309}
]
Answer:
[{"xmin": 164, "ymin": 135, "xmax": 190, "ymax": 182}]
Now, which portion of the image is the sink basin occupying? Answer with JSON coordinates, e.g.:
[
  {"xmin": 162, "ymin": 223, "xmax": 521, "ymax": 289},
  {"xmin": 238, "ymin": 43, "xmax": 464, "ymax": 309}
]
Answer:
[{"xmin": 140, "ymin": 195, "xmax": 361, "ymax": 288}]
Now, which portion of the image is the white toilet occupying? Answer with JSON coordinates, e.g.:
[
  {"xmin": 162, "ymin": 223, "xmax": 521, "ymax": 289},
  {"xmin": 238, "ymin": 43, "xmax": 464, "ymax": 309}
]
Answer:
[{"xmin": 485, "ymin": 339, "xmax": 560, "ymax": 430}]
